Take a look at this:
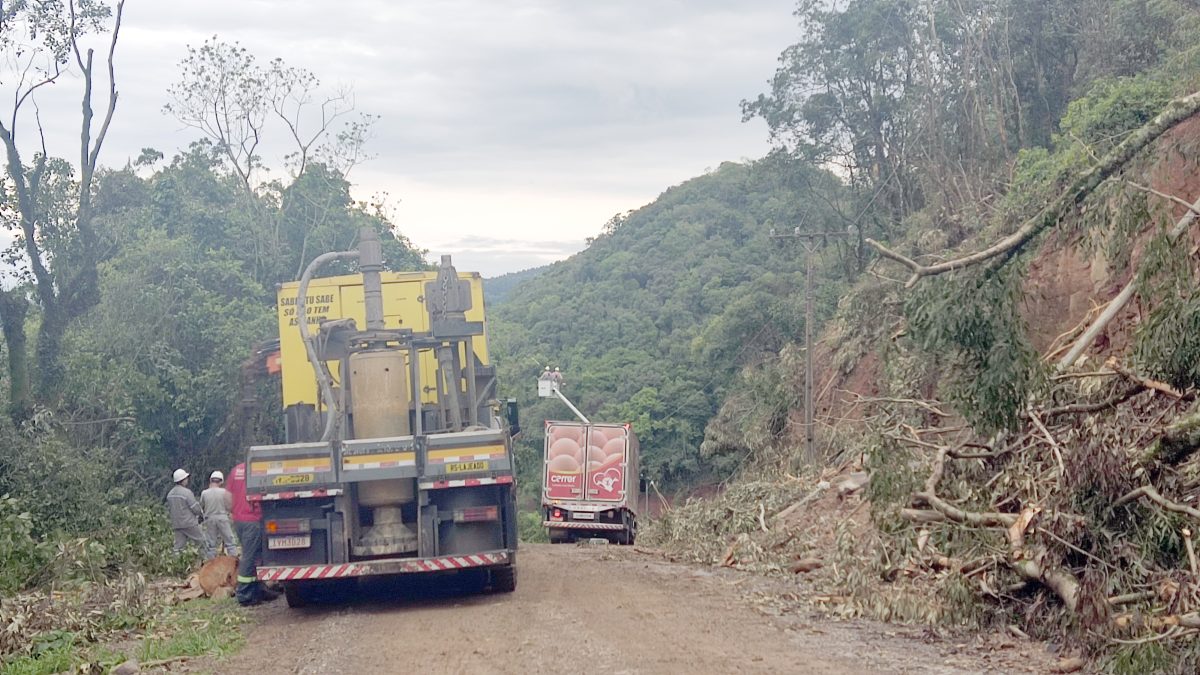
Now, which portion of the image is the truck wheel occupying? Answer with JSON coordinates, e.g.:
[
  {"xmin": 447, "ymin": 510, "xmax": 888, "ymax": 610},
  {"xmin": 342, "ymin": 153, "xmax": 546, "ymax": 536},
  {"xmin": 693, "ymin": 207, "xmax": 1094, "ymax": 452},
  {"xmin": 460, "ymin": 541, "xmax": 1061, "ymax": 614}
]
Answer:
[
  {"xmin": 620, "ymin": 518, "xmax": 637, "ymax": 546},
  {"xmin": 283, "ymin": 583, "xmax": 309, "ymax": 608},
  {"xmin": 548, "ymin": 529, "xmax": 569, "ymax": 544},
  {"xmin": 489, "ymin": 564, "xmax": 517, "ymax": 593}
]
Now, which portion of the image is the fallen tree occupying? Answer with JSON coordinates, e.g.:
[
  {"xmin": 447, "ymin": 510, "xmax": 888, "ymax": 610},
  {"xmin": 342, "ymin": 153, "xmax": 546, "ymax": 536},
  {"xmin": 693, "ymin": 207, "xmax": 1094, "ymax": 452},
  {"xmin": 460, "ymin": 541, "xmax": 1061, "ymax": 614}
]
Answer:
[
  {"xmin": 866, "ymin": 90, "xmax": 1200, "ymax": 287},
  {"xmin": 877, "ymin": 368, "xmax": 1200, "ymax": 646}
]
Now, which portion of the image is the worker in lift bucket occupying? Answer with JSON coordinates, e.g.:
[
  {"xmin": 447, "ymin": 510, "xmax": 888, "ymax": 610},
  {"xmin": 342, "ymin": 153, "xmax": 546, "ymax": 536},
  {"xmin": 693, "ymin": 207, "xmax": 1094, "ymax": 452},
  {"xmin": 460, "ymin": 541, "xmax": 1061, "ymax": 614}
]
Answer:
[
  {"xmin": 540, "ymin": 365, "xmax": 564, "ymax": 384},
  {"xmin": 166, "ymin": 469, "xmax": 215, "ymax": 560}
]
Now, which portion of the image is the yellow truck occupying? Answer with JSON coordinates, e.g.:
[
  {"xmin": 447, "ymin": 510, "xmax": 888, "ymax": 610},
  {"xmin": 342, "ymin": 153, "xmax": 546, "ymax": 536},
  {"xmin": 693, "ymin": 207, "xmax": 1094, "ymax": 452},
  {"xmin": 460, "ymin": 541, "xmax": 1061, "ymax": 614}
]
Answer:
[{"xmin": 245, "ymin": 230, "xmax": 519, "ymax": 606}]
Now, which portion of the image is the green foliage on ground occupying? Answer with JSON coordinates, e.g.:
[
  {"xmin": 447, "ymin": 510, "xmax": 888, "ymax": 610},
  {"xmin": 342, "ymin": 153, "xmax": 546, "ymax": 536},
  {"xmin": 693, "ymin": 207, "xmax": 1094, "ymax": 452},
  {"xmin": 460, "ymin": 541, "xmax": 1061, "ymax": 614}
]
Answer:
[
  {"xmin": 137, "ymin": 598, "xmax": 247, "ymax": 662},
  {"xmin": 0, "ymin": 597, "xmax": 247, "ymax": 675},
  {"xmin": 0, "ymin": 428, "xmax": 196, "ymax": 595},
  {"xmin": 905, "ymin": 269, "xmax": 1043, "ymax": 432}
]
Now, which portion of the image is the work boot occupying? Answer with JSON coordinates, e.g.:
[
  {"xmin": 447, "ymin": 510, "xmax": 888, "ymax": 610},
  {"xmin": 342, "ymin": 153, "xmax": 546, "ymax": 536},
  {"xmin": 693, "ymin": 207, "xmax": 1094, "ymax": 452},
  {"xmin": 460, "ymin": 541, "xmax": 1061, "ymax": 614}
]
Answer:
[{"xmin": 235, "ymin": 581, "xmax": 261, "ymax": 606}]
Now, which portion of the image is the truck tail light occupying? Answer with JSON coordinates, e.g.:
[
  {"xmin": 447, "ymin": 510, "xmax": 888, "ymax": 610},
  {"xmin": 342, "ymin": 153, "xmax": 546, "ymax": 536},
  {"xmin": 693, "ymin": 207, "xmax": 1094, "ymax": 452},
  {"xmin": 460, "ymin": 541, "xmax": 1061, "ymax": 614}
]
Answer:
[
  {"xmin": 551, "ymin": 508, "xmax": 563, "ymax": 521},
  {"xmin": 454, "ymin": 506, "xmax": 500, "ymax": 523},
  {"xmin": 265, "ymin": 518, "xmax": 311, "ymax": 535}
]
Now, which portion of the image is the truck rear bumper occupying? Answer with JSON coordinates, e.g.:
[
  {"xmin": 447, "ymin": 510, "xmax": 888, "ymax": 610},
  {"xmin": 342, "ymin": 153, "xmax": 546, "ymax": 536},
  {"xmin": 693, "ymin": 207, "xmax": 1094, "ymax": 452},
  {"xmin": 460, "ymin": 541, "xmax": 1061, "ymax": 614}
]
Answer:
[
  {"xmin": 258, "ymin": 550, "xmax": 511, "ymax": 582},
  {"xmin": 543, "ymin": 521, "xmax": 626, "ymax": 531}
]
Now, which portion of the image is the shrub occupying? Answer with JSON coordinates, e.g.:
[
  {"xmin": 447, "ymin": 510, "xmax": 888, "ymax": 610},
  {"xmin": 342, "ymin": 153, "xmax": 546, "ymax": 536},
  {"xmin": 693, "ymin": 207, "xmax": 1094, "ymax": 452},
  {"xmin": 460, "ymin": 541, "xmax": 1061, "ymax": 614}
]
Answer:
[{"xmin": 0, "ymin": 495, "xmax": 49, "ymax": 593}]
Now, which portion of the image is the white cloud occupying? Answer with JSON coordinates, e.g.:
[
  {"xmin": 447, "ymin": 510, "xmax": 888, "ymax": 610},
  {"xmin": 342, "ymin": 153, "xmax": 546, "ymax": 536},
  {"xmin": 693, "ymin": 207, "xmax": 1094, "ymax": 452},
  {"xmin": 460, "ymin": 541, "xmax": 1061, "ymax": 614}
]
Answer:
[{"xmin": 3, "ymin": 0, "xmax": 798, "ymax": 275}]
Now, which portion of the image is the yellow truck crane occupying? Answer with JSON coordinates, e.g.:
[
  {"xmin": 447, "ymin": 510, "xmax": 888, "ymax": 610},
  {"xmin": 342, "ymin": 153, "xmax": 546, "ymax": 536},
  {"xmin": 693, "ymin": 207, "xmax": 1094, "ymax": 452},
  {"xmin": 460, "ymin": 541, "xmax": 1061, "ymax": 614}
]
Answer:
[{"xmin": 245, "ymin": 229, "xmax": 519, "ymax": 607}]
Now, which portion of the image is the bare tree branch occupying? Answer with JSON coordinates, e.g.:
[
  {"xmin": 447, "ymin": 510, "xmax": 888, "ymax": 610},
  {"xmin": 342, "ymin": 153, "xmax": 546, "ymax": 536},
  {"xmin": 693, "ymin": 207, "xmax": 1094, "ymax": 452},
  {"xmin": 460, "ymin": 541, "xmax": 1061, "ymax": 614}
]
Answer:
[
  {"xmin": 1126, "ymin": 180, "xmax": 1200, "ymax": 216},
  {"xmin": 1115, "ymin": 484, "xmax": 1200, "ymax": 520},
  {"xmin": 87, "ymin": 0, "xmax": 122, "ymax": 170}
]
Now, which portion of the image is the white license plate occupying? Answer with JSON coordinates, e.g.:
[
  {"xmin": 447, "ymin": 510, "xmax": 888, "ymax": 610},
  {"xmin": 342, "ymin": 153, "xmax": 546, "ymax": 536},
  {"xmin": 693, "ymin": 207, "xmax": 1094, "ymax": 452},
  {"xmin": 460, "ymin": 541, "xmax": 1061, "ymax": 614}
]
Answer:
[
  {"xmin": 573, "ymin": 512, "xmax": 595, "ymax": 520},
  {"xmin": 267, "ymin": 535, "xmax": 311, "ymax": 550}
]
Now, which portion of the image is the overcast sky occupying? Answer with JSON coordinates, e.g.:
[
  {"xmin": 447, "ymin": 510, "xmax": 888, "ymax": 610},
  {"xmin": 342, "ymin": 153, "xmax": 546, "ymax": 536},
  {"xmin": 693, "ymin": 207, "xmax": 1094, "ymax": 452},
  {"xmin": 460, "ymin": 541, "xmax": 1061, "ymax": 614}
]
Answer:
[{"xmin": 22, "ymin": 1, "xmax": 798, "ymax": 277}]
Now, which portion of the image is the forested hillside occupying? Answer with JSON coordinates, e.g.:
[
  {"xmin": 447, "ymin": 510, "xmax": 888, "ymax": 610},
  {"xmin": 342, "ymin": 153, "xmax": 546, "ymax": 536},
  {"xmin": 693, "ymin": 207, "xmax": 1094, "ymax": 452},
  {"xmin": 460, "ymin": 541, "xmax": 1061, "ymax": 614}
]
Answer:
[
  {"xmin": 483, "ymin": 265, "xmax": 548, "ymax": 306},
  {"xmin": 490, "ymin": 157, "xmax": 848, "ymax": 490}
]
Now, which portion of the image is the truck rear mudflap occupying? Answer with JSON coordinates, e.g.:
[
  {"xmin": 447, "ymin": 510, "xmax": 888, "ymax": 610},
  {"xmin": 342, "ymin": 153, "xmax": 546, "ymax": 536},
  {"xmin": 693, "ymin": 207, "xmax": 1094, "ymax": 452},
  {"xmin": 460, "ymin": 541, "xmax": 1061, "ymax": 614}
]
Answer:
[{"xmin": 258, "ymin": 549, "xmax": 513, "ymax": 582}]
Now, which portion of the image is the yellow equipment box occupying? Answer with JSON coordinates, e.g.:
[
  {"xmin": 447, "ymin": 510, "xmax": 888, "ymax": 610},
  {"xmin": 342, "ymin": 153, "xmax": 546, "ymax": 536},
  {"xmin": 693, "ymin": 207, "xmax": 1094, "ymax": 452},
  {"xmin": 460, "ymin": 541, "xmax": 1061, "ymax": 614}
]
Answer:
[{"xmin": 275, "ymin": 271, "xmax": 489, "ymax": 409}]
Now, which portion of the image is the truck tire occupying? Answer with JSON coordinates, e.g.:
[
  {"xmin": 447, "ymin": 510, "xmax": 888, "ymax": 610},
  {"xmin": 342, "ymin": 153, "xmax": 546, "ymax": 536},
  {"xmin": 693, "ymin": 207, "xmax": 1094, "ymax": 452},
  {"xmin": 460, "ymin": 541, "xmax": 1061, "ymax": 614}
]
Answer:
[
  {"xmin": 489, "ymin": 564, "xmax": 517, "ymax": 593},
  {"xmin": 283, "ymin": 583, "xmax": 309, "ymax": 608},
  {"xmin": 548, "ymin": 529, "xmax": 570, "ymax": 544},
  {"xmin": 620, "ymin": 517, "xmax": 637, "ymax": 546}
]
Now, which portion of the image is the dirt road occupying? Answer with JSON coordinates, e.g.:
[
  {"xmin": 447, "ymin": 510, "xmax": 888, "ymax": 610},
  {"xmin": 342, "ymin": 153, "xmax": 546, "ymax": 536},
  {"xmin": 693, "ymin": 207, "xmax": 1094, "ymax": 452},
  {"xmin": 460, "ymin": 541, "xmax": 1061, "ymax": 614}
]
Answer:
[{"xmin": 216, "ymin": 543, "xmax": 1054, "ymax": 674}]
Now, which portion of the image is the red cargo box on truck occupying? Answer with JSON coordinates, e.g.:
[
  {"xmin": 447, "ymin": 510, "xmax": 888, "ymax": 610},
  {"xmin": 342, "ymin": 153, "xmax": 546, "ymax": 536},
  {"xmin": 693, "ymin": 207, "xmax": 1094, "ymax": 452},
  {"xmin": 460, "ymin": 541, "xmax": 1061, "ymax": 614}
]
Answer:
[{"xmin": 542, "ymin": 421, "xmax": 639, "ymax": 544}]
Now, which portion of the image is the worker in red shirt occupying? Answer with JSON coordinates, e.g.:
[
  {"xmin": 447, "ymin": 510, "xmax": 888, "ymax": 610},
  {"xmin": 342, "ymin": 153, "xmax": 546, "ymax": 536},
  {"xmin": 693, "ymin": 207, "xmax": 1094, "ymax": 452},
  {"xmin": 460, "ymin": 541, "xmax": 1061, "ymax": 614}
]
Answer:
[{"xmin": 228, "ymin": 462, "xmax": 276, "ymax": 605}]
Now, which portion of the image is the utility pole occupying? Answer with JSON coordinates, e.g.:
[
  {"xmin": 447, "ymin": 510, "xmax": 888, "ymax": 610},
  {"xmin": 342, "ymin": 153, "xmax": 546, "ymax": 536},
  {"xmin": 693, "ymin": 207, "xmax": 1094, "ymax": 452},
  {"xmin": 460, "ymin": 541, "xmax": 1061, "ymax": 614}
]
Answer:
[{"xmin": 770, "ymin": 226, "xmax": 846, "ymax": 466}]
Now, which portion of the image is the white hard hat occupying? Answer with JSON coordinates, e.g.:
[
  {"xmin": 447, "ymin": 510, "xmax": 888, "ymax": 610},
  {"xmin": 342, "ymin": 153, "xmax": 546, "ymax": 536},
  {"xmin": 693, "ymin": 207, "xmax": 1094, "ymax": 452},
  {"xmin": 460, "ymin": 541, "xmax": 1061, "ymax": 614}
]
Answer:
[
  {"xmin": 172, "ymin": 468, "xmax": 189, "ymax": 483},
  {"xmin": 210, "ymin": 470, "xmax": 225, "ymax": 481}
]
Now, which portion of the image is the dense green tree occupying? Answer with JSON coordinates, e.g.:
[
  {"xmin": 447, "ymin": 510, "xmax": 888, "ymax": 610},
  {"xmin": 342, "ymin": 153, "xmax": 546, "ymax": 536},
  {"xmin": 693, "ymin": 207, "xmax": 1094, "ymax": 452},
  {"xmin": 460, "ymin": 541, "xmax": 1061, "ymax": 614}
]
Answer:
[
  {"xmin": 164, "ymin": 37, "xmax": 383, "ymax": 288},
  {"xmin": 53, "ymin": 146, "xmax": 425, "ymax": 470},
  {"xmin": 62, "ymin": 231, "xmax": 274, "ymax": 467},
  {"xmin": 744, "ymin": 0, "xmax": 1200, "ymax": 239}
]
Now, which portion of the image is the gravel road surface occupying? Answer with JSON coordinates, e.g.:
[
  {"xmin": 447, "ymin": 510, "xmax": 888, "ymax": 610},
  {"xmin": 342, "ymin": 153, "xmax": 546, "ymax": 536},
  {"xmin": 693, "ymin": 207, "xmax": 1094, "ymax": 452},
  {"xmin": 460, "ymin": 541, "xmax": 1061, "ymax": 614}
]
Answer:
[{"xmin": 215, "ymin": 543, "xmax": 1055, "ymax": 674}]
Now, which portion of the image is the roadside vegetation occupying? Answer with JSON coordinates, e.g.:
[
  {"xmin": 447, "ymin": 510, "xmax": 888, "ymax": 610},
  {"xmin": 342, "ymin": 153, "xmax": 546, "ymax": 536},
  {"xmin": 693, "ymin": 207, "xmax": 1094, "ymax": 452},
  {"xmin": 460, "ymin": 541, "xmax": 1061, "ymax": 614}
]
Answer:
[
  {"xmin": 637, "ymin": 1, "xmax": 1200, "ymax": 671},
  {"xmin": 0, "ymin": 5, "xmax": 424, "ymax": 671}
]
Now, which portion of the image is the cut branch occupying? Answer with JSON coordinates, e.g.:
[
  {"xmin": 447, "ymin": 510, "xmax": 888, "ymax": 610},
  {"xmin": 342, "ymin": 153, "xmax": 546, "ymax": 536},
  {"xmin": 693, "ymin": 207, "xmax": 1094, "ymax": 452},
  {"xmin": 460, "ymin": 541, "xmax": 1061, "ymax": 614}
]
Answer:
[
  {"xmin": 912, "ymin": 492, "xmax": 1016, "ymax": 527},
  {"xmin": 1057, "ymin": 190, "xmax": 1200, "ymax": 370},
  {"xmin": 1142, "ymin": 407, "xmax": 1200, "ymax": 465},
  {"xmin": 1107, "ymin": 358, "xmax": 1186, "ymax": 400},
  {"xmin": 1039, "ymin": 383, "xmax": 1143, "ymax": 418},
  {"xmin": 907, "ymin": 492, "xmax": 1080, "ymax": 611},
  {"xmin": 1115, "ymin": 485, "xmax": 1200, "ymax": 520},
  {"xmin": 867, "ymin": 89, "xmax": 1200, "ymax": 287},
  {"xmin": 1114, "ymin": 612, "xmax": 1200, "ymax": 631}
]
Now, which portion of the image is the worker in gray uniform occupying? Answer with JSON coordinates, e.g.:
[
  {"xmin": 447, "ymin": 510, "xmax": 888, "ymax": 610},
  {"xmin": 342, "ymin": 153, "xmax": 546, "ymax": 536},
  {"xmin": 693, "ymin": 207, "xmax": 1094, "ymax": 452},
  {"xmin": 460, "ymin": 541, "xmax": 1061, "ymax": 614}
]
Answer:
[
  {"xmin": 200, "ymin": 470, "xmax": 238, "ymax": 556},
  {"xmin": 167, "ymin": 468, "xmax": 215, "ymax": 560}
]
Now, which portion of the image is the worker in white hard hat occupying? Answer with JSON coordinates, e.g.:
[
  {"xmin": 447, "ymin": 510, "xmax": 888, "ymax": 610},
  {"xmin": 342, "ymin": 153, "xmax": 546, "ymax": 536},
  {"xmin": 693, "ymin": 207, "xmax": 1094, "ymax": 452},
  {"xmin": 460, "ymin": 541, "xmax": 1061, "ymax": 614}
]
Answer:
[
  {"xmin": 166, "ymin": 469, "xmax": 215, "ymax": 560},
  {"xmin": 200, "ymin": 470, "xmax": 238, "ymax": 556}
]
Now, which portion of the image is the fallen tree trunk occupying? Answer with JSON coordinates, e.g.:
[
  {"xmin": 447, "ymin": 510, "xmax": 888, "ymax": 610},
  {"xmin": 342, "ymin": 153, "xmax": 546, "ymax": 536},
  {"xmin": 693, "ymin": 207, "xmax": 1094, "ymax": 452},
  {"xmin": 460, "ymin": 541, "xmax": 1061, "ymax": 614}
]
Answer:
[
  {"xmin": 867, "ymin": 90, "xmax": 1200, "ymax": 287},
  {"xmin": 1056, "ymin": 190, "xmax": 1200, "ymax": 370},
  {"xmin": 1142, "ymin": 407, "xmax": 1200, "ymax": 465},
  {"xmin": 1114, "ymin": 612, "xmax": 1200, "ymax": 630},
  {"xmin": 1106, "ymin": 358, "xmax": 1185, "ymax": 400},
  {"xmin": 906, "ymin": 494, "xmax": 1080, "ymax": 611}
]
